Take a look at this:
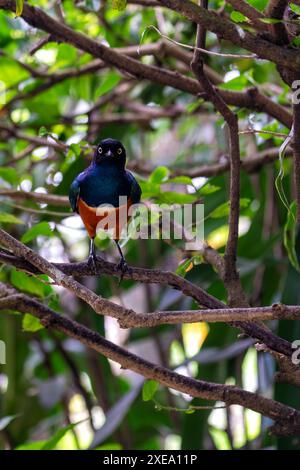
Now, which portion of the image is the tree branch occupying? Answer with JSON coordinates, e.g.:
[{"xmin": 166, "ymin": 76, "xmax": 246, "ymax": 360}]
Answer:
[
  {"xmin": 0, "ymin": 282, "xmax": 299, "ymax": 436},
  {"xmin": 226, "ymin": 0, "xmax": 265, "ymax": 31},
  {"xmin": 0, "ymin": 231, "xmax": 295, "ymax": 357},
  {"xmin": 0, "ymin": 1, "xmax": 294, "ymax": 128},
  {"xmin": 265, "ymin": 0, "xmax": 289, "ymax": 45},
  {"xmin": 156, "ymin": 0, "xmax": 300, "ymax": 71},
  {"xmin": 190, "ymin": 0, "xmax": 241, "ymax": 304}
]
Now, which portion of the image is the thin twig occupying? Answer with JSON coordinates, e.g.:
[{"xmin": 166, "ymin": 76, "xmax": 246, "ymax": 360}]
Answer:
[{"xmin": 139, "ymin": 25, "xmax": 258, "ymax": 59}]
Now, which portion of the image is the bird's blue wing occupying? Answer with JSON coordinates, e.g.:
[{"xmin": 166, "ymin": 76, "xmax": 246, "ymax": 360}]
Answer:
[
  {"xmin": 69, "ymin": 176, "xmax": 81, "ymax": 213},
  {"xmin": 126, "ymin": 171, "xmax": 142, "ymax": 204}
]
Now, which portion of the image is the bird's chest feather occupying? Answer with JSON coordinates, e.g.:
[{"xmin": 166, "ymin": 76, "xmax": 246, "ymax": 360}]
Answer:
[{"xmin": 80, "ymin": 166, "xmax": 130, "ymax": 207}]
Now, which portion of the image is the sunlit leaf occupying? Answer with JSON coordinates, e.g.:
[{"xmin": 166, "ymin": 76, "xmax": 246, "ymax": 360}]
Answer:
[
  {"xmin": 22, "ymin": 314, "xmax": 44, "ymax": 332},
  {"xmin": 198, "ymin": 183, "xmax": 220, "ymax": 196},
  {"xmin": 41, "ymin": 422, "xmax": 83, "ymax": 450},
  {"xmin": 142, "ymin": 380, "xmax": 158, "ymax": 402},
  {"xmin": 16, "ymin": 441, "xmax": 47, "ymax": 450},
  {"xmin": 0, "ymin": 167, "xmax": 19, "ymax": 185},
  {"xmin": 166, "ymin": 176, "xmax": 194, "ymax": 185},
  {"xmin": 149, "ymin": 166, "xmax": 170, "ymax": 184},
  {"xmin": 176, "ymin": 258, "xmax": 194, "ymax": 277},
  {"xmin": 0, "ymin": 213, "xmax": 24, "ymax": 225},
  {"xmin": 15, "ymin": 0, "xmax": 24, "ymax": 17},
  {"xmin": 260, "ymin": 18, "xmax": 282, "ymax": 24},
  {"xmin": 230, "ymin": 11, "xmax": 247, "ymax": 23},
  {"xmin": 159, "ymin": 191, "xmax": 197, "ymax": 204}
]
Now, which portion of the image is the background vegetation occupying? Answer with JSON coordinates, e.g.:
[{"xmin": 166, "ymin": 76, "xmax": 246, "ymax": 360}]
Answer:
[{"xmin": 0, "ymin": 0, "xmax": 300, "ymax": 450}]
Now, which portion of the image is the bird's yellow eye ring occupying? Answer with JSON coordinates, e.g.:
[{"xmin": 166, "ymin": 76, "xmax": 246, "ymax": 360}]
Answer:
[
  {"xmin": 117, "ymin": 148, "xmax": 122, "ymax": 155},
  {"xmin": 98, "ymin": 147, "xmax": 102, "ymax": 154}
]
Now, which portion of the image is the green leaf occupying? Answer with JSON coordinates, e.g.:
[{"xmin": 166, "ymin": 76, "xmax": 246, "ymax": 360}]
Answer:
[
  {"xmin": 149, "ymin": 166, "xmax": 170, "ymax": 184},
  {"xmin": 292, "ymin": 36, "xmax": 300, "ymax": 47},
  {"xmin": 0, "ymin": 212, "xmax": 24, "ymax": 225},
  {"xmin": 142, "ymin": 380, "xmax": 158, "ymax": 402},
  {"xmin": 39, "ymin": 126, "xmax": 48, "ymax": 137},
  {"xmin": 284, "ymin": 201, "xmax": 300, "ymax": 272},
  {"xmin": 111, "ymin": 0, "xmax": 127, "ymax": 11},
  {"xmin": 95, "ymin": 443, "xmax": 123, "ymax": 450},
  {"xmin": 186, "ymin": 99, "xmax": 204, "ymax": 113},
  {"xmin": 11, "ymin": 270, "xmax": 46, "ymax": 297},
  {"xmin": 220, "ymin": 76, "xmax": 249, "ymax": 91},
  {"xmin": 275, "ymin": 131, "xmax": 292, "ymax": 215},
  {"xmin": 69, "ymin": 143, "xmax": 82, "ymax": 158},
  {"xmin": 0, "ymin": 167, "xmax": 19, "ymax": 185},
  {"xmin": 175, "ymin": 255, "xmax": 202, "ymax": 277},
  {"xmin": 290, "ymin": 3, "xmax": 300, "ymax": 15},
  {"xmin": 166, "ymin": 176, "xmax": 194, "ymax": 185},
  {"xmin": 193, "ymin": 254, "xmax": 204, "ymax": 265},
  {"xmin": 230, "ymin": 11, "xmax": 247, "ymax": 23},
  {"xmin": 209, "ymin": 198, "xmax": 250, "ymax": 219},
  {"xmin": 176, "ymin": 258, "xmax": 194, "ymax": 277},
  {"xmin": 95, "ymin": 72, "xmax": 121, "ymax": 98},
  {"xmin": 41, "ymin": 421, "xmax": 85, "ymax": 450},
  {"xmin": 16, "ymin": 441, "xmax": 47, "ymax": 450},
  {"xmin": 22, "ymin": 314, "xmax": 44, "ymax": 333},
  {"xmin": 198, "ymin": 183, "xmax": 220, "ymax": 196},
  {"xmin": 21, "ymin": 222, "xmax": 53, "ymax": 244},
  {"xmin": 138, "ymin": 180, "xmax": 161, "ymax": 198},
  {"xmin": 159, "ymin": 191, "xmax": 197, "ymax": 204},
  {"xmin": 247, "ymin": 0, "xmax": 267, "ymax": 11},
  {"xmin": 15, "ymin": 0, "xmax": 24, "ymax": 17}
]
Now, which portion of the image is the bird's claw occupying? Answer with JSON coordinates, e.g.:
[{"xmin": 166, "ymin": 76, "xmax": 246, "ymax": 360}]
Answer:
[
  {"xmin": 117, "ymin": 258, "xmax": 130, "ymax": 285},
  {"xmin": 88, "ymin": 254, "xmax": 98, "ymax": 274}
]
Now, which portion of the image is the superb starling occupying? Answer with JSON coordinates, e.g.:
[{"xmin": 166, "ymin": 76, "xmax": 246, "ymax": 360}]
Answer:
[{"xmin": 69, "ymin": 138, "xmax": 142, "ymax": 272}]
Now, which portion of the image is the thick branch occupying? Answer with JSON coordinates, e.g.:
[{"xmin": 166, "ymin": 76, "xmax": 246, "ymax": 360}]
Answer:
[
  {"xmin": 0, "ymin": 228, "xmax": 135, "ymax": 321},
  {"xmin": 156, "ymin": 0, "xmax": 300, "ymax": 71},
  {"xmin": 265, "ymin": 0, "xmax": 289, "ymax": 45},
  {"xmin": 119, "ymin": 304, "xmax": 300, "ymax": 328},
  {"xmin": 0, "ymin": 282, "xmax": 299, "ymax": 435},
  {"xmin": 0, "ymin": 189, "xmax": 69, "ymax": 206},
  {"xmin": 0, "ymin": 232, "xmax": 294, "ymax": 358}
]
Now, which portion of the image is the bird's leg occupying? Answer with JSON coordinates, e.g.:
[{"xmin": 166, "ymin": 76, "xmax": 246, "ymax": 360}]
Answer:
[
  {"xmin": 88, "ymin": 238, "xmax": 97, "ymax": 273},
  {"xmin": 115, "ymin": 240, "xmax": 129, "ymax": 283}
]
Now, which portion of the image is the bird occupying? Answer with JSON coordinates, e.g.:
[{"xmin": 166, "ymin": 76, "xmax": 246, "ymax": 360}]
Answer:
[{"xmin": 69, "ymin": 138, "xmax": 142, "ymax": 274}]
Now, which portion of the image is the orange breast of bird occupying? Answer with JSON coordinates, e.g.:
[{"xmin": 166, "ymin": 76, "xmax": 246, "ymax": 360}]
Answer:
[{"xmin": 77, "ymin": 197, "xmax": 132, "ymax": 240}]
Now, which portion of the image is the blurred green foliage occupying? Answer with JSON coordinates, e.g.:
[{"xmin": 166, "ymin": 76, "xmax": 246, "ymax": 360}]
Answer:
[{"xmin": 0, "ymin": 0, "xmax": 299, "ymax": 451}]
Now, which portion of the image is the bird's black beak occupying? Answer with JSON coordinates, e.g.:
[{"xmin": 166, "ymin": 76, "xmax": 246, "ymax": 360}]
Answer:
[{"xmin": 104, "ymin": 149, "xmax": 114, "ymax": 158}]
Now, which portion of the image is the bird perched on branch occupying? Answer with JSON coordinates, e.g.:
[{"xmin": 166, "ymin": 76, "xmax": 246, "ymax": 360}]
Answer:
[{"xmin": 69, "ymin": 138, "xmax": 142, "ymax": 273}]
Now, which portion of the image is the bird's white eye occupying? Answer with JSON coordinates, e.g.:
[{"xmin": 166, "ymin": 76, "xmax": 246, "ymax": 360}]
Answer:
[
  {"xmin": 98, "ymin": 147, "xmax": 102, "ymax": 154},
  {"xmin": 117, "ymin": 148, "xmax": 122, "ymax": 155}
]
